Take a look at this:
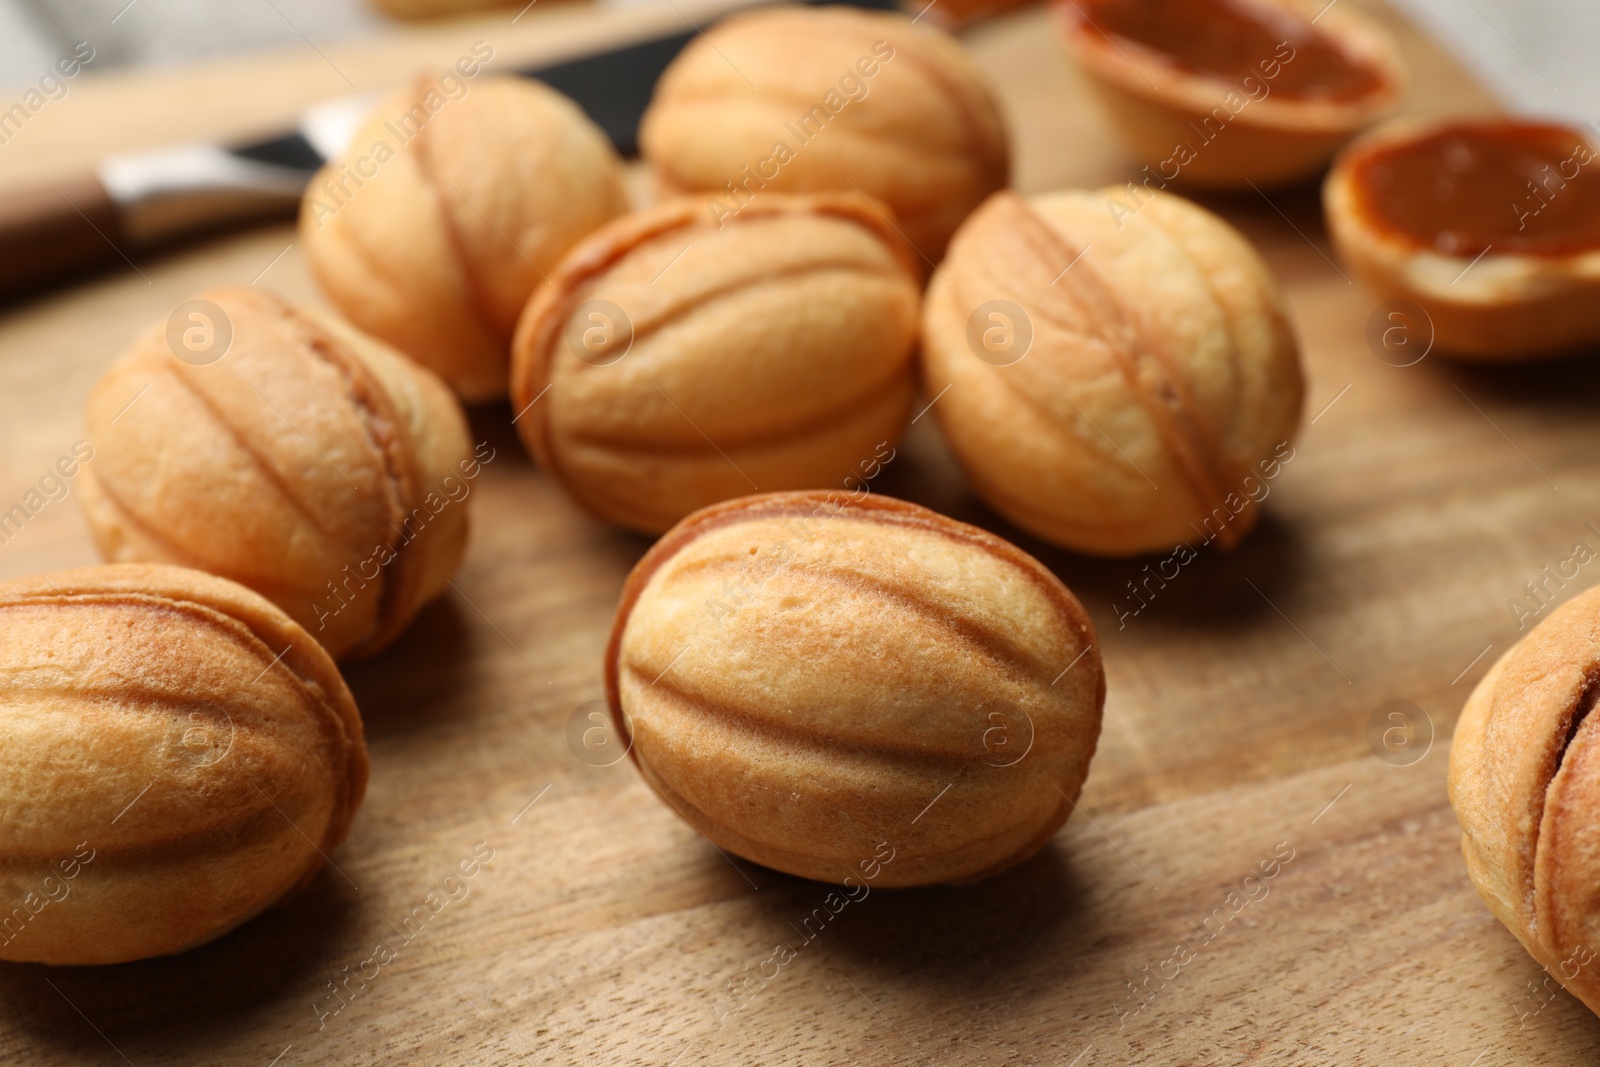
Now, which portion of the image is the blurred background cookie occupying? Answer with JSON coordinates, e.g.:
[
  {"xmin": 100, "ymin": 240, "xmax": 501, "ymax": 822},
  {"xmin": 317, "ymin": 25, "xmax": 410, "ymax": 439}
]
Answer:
[
  {"xmin": 300, "ymin": 73, "xmax": 628, "ymax": 401},
  {"xmin": 1326, "ymin": 117, "xmax": 1600, "ymax": 360},
  {"xmin": 639, "ymin": 4, "xmax": 1010, "ymax": 261},
  {"xmin": 1056, "ymin": 0, "xmax": 1406, "ymax": 188}
]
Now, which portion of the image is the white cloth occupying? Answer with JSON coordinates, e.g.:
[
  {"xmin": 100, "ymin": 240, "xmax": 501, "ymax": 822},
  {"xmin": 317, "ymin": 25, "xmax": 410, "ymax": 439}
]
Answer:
[
  {"xmin": 1388, "ymin": 0, "xmax": 1596, "ymax": 125},
  {"xmin": 0, "ymin": 0, "xmax": 381, "ymax": 86}
]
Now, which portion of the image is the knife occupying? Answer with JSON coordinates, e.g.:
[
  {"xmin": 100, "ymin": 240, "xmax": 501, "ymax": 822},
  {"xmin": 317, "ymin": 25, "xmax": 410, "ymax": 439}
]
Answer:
[{"xmin": 0, "ymin": 0, "xmax": 905, "ymax": 301}]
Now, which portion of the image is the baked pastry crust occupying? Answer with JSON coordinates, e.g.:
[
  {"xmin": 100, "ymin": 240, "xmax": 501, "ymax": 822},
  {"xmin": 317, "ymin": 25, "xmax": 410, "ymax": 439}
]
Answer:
[
  {"xmin": 1326, "ymin": 119, "xmax": 1600, "ymax": 361},
  {"xmin": 0, "ymin": 564, "xmax": 367, "ymax": 965},
  {"xmin": 605, "ymin": 491, "xmax": 1104, "ymax": 887},
  {"xmin": 510, "ymin": 193, "xmax": 921, "ymax": 535},
  {"xmin": 80, "ymin": 286, "xmax": 473, "ymax": 661},
  {"xmin": 1056, "ymin": 0, "xmax": 1405, "ymax": 188},
  {"xmin": 1450, "ymin": 582, "xmax": 1600, "ymax": 1015},
  {"xmin": 638, "ymin": 4, "xmax": 1009, "ymax": 261},
  {"xmin": 921, "ymin": 188, "xmax": 1303, "ymax": 556},
  {"xmin": 300, "ymin": 74, "xmax": 628, "ymax": 400}
]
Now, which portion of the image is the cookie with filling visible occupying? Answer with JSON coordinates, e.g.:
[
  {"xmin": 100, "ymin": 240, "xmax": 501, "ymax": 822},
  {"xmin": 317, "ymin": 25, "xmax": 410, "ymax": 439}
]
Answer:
[
  {"xmin": 1327, "ymin": 118, "xmax": 1600, "ymax": 360},
  {"xmin": 1057, "ymin": 0, "xmax": 1405, "ymax": 188}
]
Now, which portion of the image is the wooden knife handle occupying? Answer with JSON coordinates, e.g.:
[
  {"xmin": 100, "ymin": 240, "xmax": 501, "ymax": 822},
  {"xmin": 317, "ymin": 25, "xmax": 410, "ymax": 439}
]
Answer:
[{"xmin": 0, "ymin": 174, "xmax": 126, "ymax": 297}]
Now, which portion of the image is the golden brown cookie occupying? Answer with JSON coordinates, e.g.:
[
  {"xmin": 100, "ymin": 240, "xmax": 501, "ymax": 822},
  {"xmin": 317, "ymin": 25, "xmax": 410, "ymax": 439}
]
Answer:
[
  {"xmin": 1056, "ymin": 0, "xmax": 1405, "ymax": 188},
  {"xmin": 81, "ymin": 286, "xmax": 476, "ymax": 661},
  {"xmin": 0, "ymin": 564, "xmax": 367, "ymax": 965},
  {"xmin": 510, "ymin": 194, "xmax": 920, "ymax": 535},
  {"xmin": 639, "ymin": 5, "xmax": 1009, "ymax": 261},
  {"xmin": 1326, "ymin": 118, "xmax": 1600, "ymax": 361},
  {"xmin": 1451, "ymin": 582, "xmax": 1600, "ymax": 1015},
  {"xmin": 921, "ymin": 188, "xmax": 1303, "ymax": 557},
  {"xmin": 606, "ymin": 491, "xmax": 1104, "ymax": 887},
  {"xmin": 301, "ymin": 73, "xmax": 628, "ymax": 400}
]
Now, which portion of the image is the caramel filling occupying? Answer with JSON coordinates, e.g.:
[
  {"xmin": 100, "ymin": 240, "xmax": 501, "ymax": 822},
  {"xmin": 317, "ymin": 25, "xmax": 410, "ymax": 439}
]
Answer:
[
  {"xmin": 1349, "ymin": 121, "xmax": 1600, "ymax": 258},
  {"xmin": 1073, "ymin": 0, "xmax": 1385, "ymax": 101}
]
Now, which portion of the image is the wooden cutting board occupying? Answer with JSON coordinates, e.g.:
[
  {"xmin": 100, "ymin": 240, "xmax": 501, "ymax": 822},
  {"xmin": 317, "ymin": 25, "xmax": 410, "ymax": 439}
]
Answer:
[{"xmin": 4, "ymin": 2, "xmax": 1600, "ymax": 1063}]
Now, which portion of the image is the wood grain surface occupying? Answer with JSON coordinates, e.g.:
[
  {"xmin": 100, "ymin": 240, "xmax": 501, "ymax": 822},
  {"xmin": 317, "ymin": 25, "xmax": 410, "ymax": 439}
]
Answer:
[{"xmin": 3, "ymin": 1, "xmax": 1600, "ymax": 1063}]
